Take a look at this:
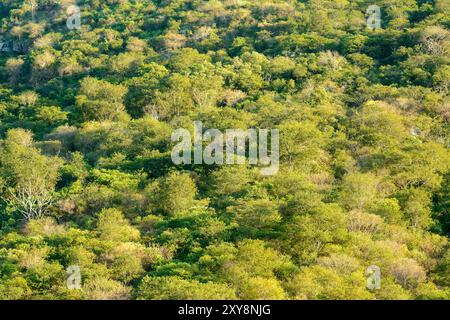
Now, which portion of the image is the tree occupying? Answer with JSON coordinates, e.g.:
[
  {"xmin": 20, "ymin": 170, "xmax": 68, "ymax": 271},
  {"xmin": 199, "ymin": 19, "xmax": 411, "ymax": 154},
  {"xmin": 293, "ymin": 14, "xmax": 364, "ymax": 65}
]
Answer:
[
  {"xmin": 283, "ymin": 204, "xmax": 348, "ymax": 263},
  {"xmin": 287, "ymin": 266, "xmax": 372, "ymax": 300},
  {"xmin": 135, "ymin": 276, "xmax": 236, "ymax": 300},
  {"xmin": 0, "ymin": 129, "xmax": 63, "ymax": 220},
  {"xmin": 31, "ymin": 50, "xmax": 56, "ymax": 84},
  {"xmin": 109, "ymin": 52, "xmax": 145, "ymax": 76},
  {"xmin": 97, "ymin": 208, "xmax": 140, "ymax": 242},
  {"xmin": 75, "ymin": 77, "xmax": 129, "ymax": 122},
  {"xmin": 5, "ymin": 58, "xmax": 24, "ymax": 84},
  {"xmin": 146, "ymin": 171, "xmax": 201, "ymax": 215},
  {"xmin": 389, "ymin": 258, "xmax": 426, "ymax": 289},
  {"xmin": 421, "ymin": 26, "xmax": 449, "ymax": 56},
  {"xmin": 400, "ymin": 190, "xmax": 433, "ymax": 230},
  {"xmin": 228, "ymin": 198, "xmax": 281, "ymax": 236},
  {"xmin": 83, "ymin": 277, "xmax": 131, "ymax": 300},
  {"xmin": 338, "ymin": 173, "xmax": 379, "ymax": 211},
  {"xmin": 35, "ymin": 106, "xmax": 68, "ymax": 126},
  {"xmin": 101, "ymin": 242, "xmax": 147, "ymax": 282},
  {"xmin": 237, "ymin": 276, "xmax": 286, "ymax": 300}
]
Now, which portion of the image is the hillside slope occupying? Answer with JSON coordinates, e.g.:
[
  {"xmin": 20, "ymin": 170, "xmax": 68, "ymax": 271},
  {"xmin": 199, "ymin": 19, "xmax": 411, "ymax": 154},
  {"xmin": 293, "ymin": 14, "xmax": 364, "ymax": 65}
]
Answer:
[{"xmin": 0, "ymin": 0, "xmax": 449, "ymax": 300}]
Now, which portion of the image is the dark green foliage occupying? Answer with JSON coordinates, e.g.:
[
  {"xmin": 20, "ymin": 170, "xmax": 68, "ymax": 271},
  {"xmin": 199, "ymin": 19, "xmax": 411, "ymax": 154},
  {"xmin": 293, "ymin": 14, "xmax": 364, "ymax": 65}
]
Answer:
[{"xmin": 0, "ymin": 0, "xmax": 448, "ymax": 300}]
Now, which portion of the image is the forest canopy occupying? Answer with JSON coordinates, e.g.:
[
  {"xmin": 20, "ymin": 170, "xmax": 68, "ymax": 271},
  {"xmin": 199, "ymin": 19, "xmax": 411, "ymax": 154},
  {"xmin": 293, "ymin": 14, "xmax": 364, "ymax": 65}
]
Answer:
[{"xmin": 0, "ymin": 0, "xmax": 449, "ymax": 300}]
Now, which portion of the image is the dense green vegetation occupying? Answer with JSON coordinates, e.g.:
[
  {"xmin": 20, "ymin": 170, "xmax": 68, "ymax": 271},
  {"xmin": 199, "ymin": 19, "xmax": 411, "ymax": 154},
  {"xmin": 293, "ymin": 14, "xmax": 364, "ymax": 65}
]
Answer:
[{"xmin": 0, "ymin": 0, "xmax": 449, "ymax": 300}]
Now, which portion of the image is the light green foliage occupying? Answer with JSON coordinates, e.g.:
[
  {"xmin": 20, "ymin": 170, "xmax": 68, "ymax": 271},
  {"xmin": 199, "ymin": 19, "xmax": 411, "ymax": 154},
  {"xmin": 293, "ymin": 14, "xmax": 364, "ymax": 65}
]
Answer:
[
  {"xmin": 146, "ymin": 171, "xmax": 201, "ymax": 215},
  {"xmin": 284, "ymin": 204, "xmax": 348, "ymax": 264},
  {"xmin": 97, "ymin": 208, "xmax": 140, "ymax": 242},
  {"xmin": 288, "ymin": 266, "xmax": 373, "ymax": 300},
  {"xmin": 0, "ymin": 0, "xmax": 448, "ymax": 301},
  {"xmin": 76, "ymin": 77, "xmax": 129, "ymax": 122},
  {"xmin": 338, "ymin": 173, "xmax": 379, "ymax": 211},
  {"xmin": 228, "ymin": 198, "xmax": 281, "ymax": 236},
  {"xmin": 0, "ymin": 129, "xmax": 63, "ymax": 219},
  {"xmin": 135, "ymin": 276, "xmax": 237, "ymax": 300}
]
